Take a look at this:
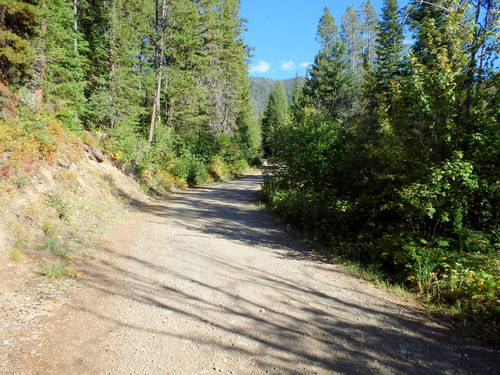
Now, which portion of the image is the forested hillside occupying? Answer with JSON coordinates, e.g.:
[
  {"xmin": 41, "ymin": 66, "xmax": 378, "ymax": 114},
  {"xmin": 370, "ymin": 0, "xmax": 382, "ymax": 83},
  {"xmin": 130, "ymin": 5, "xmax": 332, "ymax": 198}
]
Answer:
[
  {"xmin": 261, "ymin": 0, "xmax": 499, "ymax": 336},
  {"xmin": 0, "ymin": 0, "xmax": 260, "ymax": 191},
  {"xmin": 250, "ymin": 77, "xmax": 305, "ymax": 117}
]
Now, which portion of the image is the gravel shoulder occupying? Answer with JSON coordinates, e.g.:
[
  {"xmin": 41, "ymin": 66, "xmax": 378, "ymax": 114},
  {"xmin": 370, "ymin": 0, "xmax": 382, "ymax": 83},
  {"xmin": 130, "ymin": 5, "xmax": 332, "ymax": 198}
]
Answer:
[{"xmin": 3, "ymin": 171, "xmax": 498, "ymax": 374}]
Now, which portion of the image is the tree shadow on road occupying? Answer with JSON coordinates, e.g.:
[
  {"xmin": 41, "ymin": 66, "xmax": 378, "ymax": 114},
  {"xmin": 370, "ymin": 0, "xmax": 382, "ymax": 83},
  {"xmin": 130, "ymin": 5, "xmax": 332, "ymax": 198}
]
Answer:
[{"xmin": 66, "ymin": 172, "xmax": 498, "ymax": 374}]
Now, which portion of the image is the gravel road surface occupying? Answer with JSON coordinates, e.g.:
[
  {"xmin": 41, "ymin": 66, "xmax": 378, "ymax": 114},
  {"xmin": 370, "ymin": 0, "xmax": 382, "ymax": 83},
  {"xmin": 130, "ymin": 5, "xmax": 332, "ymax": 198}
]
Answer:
[{"xmin": 4, "ymin": 171, "xmax": 498, "ymax": 374}]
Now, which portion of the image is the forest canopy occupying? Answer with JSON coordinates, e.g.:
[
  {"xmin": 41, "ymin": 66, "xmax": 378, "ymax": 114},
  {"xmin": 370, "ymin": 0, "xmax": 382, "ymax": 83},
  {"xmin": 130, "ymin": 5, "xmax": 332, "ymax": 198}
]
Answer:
[{"xmin": 0, "ymin": 0, "xmax": 260, "ymax": 189}]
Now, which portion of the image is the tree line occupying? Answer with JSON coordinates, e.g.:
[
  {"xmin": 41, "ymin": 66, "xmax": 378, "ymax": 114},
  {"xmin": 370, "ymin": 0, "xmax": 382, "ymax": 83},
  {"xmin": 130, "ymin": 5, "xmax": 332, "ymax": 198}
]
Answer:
[
  {"xmin": 261, "ymin": 0, "xmax": 499, "ymax": 334},
  {"xmin": 0, "ymin": 0, "xmax": 260, "ymax": 188},
  {"xmin": 249, "ymin": 77, "xmax": 305, "ymax": 117}
]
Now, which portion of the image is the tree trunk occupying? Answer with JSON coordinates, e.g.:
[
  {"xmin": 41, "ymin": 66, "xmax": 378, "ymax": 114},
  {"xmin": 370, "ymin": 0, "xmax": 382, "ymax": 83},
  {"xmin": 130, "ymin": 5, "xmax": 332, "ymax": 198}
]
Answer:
[
  {"xmin": 148, "ymin": 0, "xmax": 168, "ymax": 147},
  {"xmin": 74, "ymin": 0, "xmax": 78, "ymax": 54},
  {"xmin": 26, "ymin": 4, "xmax": 47, "ymax": 108}
]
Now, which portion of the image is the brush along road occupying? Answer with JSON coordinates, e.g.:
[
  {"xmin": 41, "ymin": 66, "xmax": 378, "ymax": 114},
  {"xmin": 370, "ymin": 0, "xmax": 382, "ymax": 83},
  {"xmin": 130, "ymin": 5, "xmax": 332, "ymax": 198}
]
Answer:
[{"xmin": 7, "ymin": 171, "xmax": 498, "ymax": 374}]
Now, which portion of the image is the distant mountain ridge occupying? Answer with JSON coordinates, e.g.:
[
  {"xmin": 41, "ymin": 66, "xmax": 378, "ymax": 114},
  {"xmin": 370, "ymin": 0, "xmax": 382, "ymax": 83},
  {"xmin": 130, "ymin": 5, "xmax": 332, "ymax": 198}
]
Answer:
[{"xmin": 250, "ymin": 77, "xmax": 305, "ymax": 117}]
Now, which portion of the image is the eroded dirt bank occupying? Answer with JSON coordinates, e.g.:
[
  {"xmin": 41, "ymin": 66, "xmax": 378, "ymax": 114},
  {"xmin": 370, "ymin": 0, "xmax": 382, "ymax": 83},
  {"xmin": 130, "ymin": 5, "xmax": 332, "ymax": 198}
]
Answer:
[{"xmin": 2, "ymin": 171, "xmax": 498, "ymax": 374}]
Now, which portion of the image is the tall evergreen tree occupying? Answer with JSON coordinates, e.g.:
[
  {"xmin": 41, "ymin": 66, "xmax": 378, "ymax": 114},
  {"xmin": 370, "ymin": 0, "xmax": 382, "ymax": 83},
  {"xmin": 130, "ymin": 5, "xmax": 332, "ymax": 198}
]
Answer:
[
  {"xmin": 79, "ymin": 0, "xmax": 113, "ymax": 129},
  {"xmin": 0, "ymin": 0, "xmax": 39, "ymax": 85},
  {"xmin": 304, "ymin": 6, "xmax": 357, "ymax": 121},
  {"xmin": 370, "ymin": 0, "xmax": 404, "ymax": 109},
  {"xmin": 261, "ymin": 81, "xmax": 288, "ymax": 155},
  {"xmin": 290, "ymin": 73, "xmax": 304, "ymax": 120},
  {"xmin": 341, "ymin": 2, "xmax": 378, "ymax": 77},
  {"xmin": 163, "ymin": 0, "xmax": 206, "ymax": 130},
  {"xmin": 360, "ymin": 0, "xmax": 378, "ymax": 69},
  {"xmin": 149, "ymin": 0, "xmax": 168, "ymax": 145},
  {"xmin": 341, "ymin": 5, "xmax": 362, "ymax": 73},
  {"xmin": 42, "ymin": 0, "xmax": 86, "ymax": 127}
]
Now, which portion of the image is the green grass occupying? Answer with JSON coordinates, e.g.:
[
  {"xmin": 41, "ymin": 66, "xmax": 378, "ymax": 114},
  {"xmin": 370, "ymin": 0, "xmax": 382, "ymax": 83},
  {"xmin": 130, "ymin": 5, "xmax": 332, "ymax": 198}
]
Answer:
[
  {"xmin": 42, "ymin": 236, "xmax": 70, "ymax": 258},
  {"xmin": 45, "ymin": 193, "xmax": 71, "ymax": 221},
  {"xmin": 8, "ymin": 248, "xmax": 22, "ymax": 261},
  {"xmin": 42, "ymin": 220, "xmax": 61, "ymax": 236},
  {"xmin": 339, "ymin": 259, "xmax": 411, "ymax": 299},
  {"xmin": 40, "ymin": 262, "xmax": 69, "ymax": 279}
]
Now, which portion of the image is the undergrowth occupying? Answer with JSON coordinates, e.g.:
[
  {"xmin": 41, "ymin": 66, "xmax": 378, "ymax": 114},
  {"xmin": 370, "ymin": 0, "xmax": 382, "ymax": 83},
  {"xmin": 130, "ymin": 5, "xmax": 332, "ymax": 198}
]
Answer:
[
  {"xmin": 40, "ymin": 261, "xmax": 69, "ymax": 279},
  {"xmin": 1, "ymin": 106, "xmax": 258, "ymax": 282},
  {"xmin": 260, "ymin": 184, "xmax": 499, "ymax": 345}
]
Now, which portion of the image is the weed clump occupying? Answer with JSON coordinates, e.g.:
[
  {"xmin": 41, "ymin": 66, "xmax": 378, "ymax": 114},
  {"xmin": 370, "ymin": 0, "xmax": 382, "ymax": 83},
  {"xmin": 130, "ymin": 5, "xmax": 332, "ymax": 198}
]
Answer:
[{"xmin": 40, "ymin": 261, "xmax": 69, "ymax": 279}]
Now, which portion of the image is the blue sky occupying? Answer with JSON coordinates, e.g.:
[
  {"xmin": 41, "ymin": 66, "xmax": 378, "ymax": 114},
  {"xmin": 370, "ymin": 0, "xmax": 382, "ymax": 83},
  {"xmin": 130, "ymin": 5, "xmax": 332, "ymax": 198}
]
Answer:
[{"xmin": 240, "ymin": 0, "xmax": 386, "ymax": 80}]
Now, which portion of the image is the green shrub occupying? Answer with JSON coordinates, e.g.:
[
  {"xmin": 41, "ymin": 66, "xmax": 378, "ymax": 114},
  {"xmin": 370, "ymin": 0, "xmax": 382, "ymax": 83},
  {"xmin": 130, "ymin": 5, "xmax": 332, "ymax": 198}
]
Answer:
[
  {"xmin": 172, "ymin": 156, "xmax": 208, "ymax": 186},
  {"xmin": 250, "ymin": 156, "xmax": 263, "ymax": 168},
  {"xmin": 40, "ymin": 261, "xmax": 69, "ymax": 279},
  {"xmin": 190, "ymin": 159, "xmax": 209, "ymax": 186},
  {"xmin": 231, "ymin": 158, "xmax": 248, "ymax": 174},
  {"xmin": 141, "ymin": 169, "xmax": 177, "ymax": 194},
  {"xmin": 208, "ymin": 155, "xmax": 231, "ymax": 182},
  {"xmin": 42, "ymin": 220, "xmax": 60, "ymax": 236},
  {"xmin": 262, "ymin": 184, "xmax": 500, "ymax": 333},
  {"xmin": 8, "ymin": 249, "xmax": 22, "ymax": 261},
  {"xmin": 42, "ymin": 236, "xmax": 69, "ymax": 258},
  {"xmin": 45, "ymin": 193, "xmax": 71, "ymax": 220},
  {"xmin": 102, "ymin": 125, "xmax": 148, "ymax": 172}
]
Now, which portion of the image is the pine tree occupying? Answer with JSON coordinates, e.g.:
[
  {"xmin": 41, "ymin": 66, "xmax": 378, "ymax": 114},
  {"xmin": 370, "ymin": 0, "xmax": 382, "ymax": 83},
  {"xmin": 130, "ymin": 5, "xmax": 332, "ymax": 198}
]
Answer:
[
  {"xmin": 163, "ymin": 0, "xmax": 207, "ymax": 135},
  {"xmin": 341, "ymin": 2, "xmax": 378, "ymax": 77},
  {"xmin": 79, "ymin": 0, "xmax": 113, "ymax": 129},
  {"xmin": 360, "ymin": 1, "xmax": 378, "ymax": 70},
  {"xmin": 370, "ymin": 0, "xmax": 404, "ymax": 108},
  {"xmin": 341, "ymin": 5, "xmax": 361, "ymax": 73},
  {"xmin": 42, "ymin": 0, "xmax": 86, "ymax": 127},
  {"xmin": 290, "ymin": 73, "xmax": 304, "ymax": 120},
  {"xmin": 261, "ymin": 81, "xmax": 288, "ymax": 155},
  {"xmin": 304, "ymin": 7, "xmax": 357, "ymax": 121},
  {"xmin": 0, "ymin": 0, "xmax": 39, "ymax": 85},
  {"xmin": 148, "ymin": 0, "xmax": 168, "ymax": 146}
]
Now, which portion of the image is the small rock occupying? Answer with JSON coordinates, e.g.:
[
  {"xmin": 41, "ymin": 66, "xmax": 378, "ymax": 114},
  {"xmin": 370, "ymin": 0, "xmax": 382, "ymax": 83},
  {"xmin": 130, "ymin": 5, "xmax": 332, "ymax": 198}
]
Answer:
[
  {"xmin": 88, "ymin": 146, "xmax": 105, "ymax": 163},
  {"xmin": 57, "ymin": 157, "xmax": 72, "ymax": 169}
]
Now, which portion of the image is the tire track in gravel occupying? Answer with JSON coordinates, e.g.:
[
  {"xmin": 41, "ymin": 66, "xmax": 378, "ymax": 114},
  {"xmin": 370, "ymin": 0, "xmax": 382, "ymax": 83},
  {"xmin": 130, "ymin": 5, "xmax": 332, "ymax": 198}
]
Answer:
[{"xmin": 8, "ymin": 171, "xmax": 498, "ymax": 374}]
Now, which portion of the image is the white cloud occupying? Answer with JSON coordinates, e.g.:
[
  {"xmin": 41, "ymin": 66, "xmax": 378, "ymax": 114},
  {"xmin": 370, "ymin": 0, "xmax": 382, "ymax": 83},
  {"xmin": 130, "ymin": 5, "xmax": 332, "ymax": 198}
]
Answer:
[
  {"xmin": 300, "ymin": 62, "xmax": 312, "ymax": 68},
  {"xmin": 250, "ymin": 60, "xmax": 271, "ymax": 73},
  {"xmin": 281, "ymin": 60, "xmax": 296, "ymax": 71}
]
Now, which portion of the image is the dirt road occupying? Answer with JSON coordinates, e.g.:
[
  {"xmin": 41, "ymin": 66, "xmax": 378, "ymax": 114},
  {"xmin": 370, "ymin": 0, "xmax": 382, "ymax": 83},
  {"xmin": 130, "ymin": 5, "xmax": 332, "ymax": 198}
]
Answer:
[{"xmin": 3, "ymin": 171, "xmax": 498, "ymax": 374}]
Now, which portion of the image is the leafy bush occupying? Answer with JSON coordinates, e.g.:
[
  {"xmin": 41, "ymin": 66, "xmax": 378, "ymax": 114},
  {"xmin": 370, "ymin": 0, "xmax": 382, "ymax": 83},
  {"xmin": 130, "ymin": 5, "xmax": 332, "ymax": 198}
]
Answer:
[
  {"xmin": 172, "ymin": 156, "xmax": 208, "ymax": 186},
  {"xmin": 264, "ymin": 181, "xmax": 500, "ymax": 332},
  {"xmin": 101, "ymin": 124, "xmax": 148, "ymax": 173},
  {"xmin": 45, "ymin": 193, "xmax": 71, "ymax": 221},
  {"xmin": 249, "ymin": 156, "xmax": 263, "ymax": 168},
  {"xmin": 141, "ymin": 169, "xmax": 177, "ymax": 194},
  {"xmin": 208, "ymin": 155, "xmax": 231, "ymax": 182},
  {"xmin": 231, "ymin": 159, "xmax": 249, "ymax": 175}
]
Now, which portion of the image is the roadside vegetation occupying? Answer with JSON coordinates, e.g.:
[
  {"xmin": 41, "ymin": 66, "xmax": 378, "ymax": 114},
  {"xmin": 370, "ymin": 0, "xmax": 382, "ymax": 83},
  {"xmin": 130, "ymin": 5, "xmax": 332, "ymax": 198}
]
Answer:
[
  {"xmin": 261, "ymin": 0, "xmax": 499, "ymax": 341},
  {"xmin": 0, "ymin": 0, "xmax": 260, "ymax": 194},
  {"xmin": 0, "ymin": 0, "xmax": 260, "ymax": 274}
]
